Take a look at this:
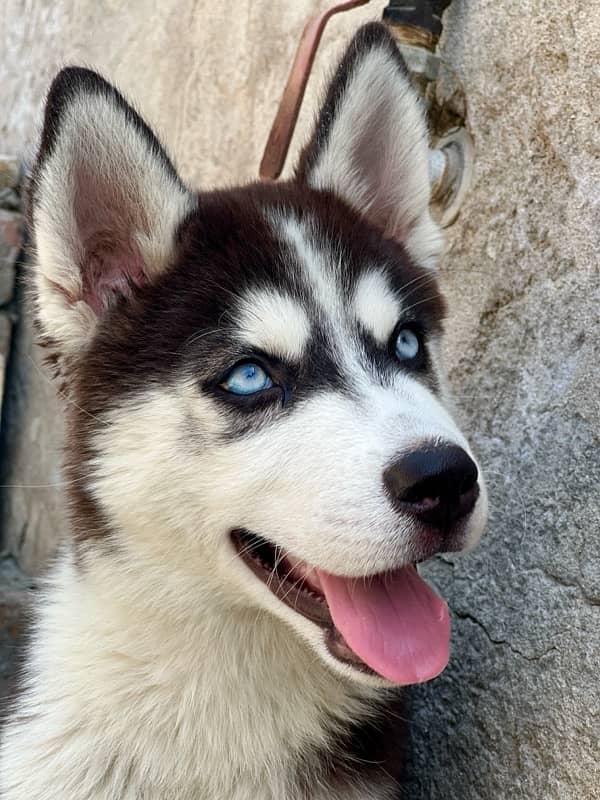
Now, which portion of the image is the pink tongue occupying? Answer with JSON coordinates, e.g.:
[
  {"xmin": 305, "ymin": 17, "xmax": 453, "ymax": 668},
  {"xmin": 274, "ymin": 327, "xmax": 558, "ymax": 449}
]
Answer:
[{"xmin": 315, "ymin": 566, "xmax": 450, "ymax": 685}]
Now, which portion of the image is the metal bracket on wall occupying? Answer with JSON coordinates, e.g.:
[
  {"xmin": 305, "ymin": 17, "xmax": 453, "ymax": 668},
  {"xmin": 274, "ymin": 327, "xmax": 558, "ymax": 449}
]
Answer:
[
  {"xmin": 259, "ymin": 0, "xmax": 473, "ymax": 228},
  {"xmin": 382, "ymin": 1, "xmax": 473, "ymax": 227}
]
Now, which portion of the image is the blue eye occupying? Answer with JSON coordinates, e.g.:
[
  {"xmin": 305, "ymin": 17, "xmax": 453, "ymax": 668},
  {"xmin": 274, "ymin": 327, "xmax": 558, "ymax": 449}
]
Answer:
[
  {"xmin": 395, "ymin": 327, "xmax": 420, "ymax": 361},
  {"xmin": 221, "ymin": 362, "xmax": 273, "ymax": 395}
]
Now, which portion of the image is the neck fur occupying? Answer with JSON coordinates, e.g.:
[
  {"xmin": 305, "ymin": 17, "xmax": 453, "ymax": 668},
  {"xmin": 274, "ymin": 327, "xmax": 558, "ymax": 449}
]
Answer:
[{"xmin": 22, "ymin": 532, "xmax": 382, "ymax": 798}]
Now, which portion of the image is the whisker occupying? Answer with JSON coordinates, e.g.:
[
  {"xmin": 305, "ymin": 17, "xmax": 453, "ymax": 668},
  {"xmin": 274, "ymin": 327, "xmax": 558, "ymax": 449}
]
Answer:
[
  {"xmin": 400, "ymin": 293, "xmax": 443, "ymax": 317},
  {"xmin": 266, "ymin": 546, "xmax": 287, "ymax": 593},
  {"xmin": 399, "ymin": 270, "xmax": 440, "ymax": 299},
  {"xmin": 280, "ymin": 572, "xmax": 309, "ymax": 606},
  {"xmin": 0, "ymin": 478, "xmax": 84, "ymax": 490},
  {"xmin": 182, "ymin": 327, "xmax": 224, "ymax": 350},
  {"xmin": 26, "ymin": 354, "xmax": 108, "ymax": 427},
  {"xmin": 221, "ymin": 538, "xmax": 263, "ymax": 570}
]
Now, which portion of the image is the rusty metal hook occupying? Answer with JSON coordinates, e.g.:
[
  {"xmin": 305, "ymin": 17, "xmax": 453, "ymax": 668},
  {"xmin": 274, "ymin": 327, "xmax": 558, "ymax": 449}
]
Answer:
[{"xmin": 259, "ymin": 0, "xmax": 371, "ymax": 181}]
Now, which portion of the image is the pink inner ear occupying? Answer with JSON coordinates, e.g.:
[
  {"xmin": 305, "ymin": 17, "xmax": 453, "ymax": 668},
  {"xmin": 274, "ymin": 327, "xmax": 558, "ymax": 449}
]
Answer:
[
  {"xmin": 74, "ymin": 164, "xmax": 147, "ymax": 316},
  {"xmin": 83, "ymin": 243, "xmax": 146, "ymax": 316},
  {"xmin": 351, "ymin": 104, "xmax": 411, "ymax": 245}
]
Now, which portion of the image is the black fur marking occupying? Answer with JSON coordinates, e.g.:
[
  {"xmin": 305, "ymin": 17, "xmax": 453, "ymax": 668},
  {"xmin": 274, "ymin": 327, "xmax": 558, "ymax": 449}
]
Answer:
[{"xmin": 296, "ymin": 690, "xmax": 408, "ymax": 798}]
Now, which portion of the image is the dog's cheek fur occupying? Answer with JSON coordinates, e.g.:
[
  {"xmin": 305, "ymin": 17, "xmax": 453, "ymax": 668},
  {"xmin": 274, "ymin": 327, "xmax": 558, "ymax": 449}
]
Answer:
[{"xmin": 83, "ymin": 371, "xmax": 483, "ymax": 591}]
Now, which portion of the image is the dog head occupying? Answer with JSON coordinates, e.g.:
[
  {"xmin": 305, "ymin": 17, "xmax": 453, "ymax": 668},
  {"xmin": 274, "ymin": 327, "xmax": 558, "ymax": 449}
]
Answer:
[{"xmin": 30, "ymin": 24, "xmax": 487, "ymax": 687}]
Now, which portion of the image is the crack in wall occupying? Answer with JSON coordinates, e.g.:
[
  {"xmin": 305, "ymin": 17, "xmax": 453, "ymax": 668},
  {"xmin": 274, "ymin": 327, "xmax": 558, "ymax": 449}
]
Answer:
[
  {"xmin": 452, "ymin": 608, "xmax": 559, "ymax": 662},
  {"xmin": 531, "ymin": 567, "xmax": 600, "ymax": 606}
]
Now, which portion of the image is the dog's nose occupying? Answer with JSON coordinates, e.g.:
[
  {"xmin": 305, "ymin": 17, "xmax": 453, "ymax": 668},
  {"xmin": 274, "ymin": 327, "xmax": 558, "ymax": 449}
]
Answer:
[{"xmin": 383, "ymin": 444, "xmax": 479, "ymax": 529}]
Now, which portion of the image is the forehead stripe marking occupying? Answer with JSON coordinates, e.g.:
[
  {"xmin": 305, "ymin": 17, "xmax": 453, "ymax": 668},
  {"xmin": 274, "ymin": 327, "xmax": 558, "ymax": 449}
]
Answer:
[
  {"xmin": 272, "ymin": 212, "xmax": 389, "ymax": 392},
  {"xmin": 236, "ymin": 287, "xmax": 311, "ymax": 361},
  {"xmin": 277, "ymin": 215, "xmax": 342, "ymax": 321}
]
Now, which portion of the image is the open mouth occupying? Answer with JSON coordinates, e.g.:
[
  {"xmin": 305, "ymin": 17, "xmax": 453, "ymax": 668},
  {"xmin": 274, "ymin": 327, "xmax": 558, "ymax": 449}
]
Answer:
[{"xmin": 231, "ymin": 528, "xmax": 451, "ymax": 685}]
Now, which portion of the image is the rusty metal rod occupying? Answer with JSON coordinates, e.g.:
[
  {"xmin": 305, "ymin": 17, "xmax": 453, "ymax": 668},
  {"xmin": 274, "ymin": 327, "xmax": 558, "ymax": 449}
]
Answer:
[{"xmin": 259, "ymin": 0, "xmax": 370, "ymax": 181}]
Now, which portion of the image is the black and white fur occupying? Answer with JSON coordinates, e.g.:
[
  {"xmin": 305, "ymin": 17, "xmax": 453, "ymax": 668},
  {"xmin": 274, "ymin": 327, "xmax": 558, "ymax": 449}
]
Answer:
[{"xmin": 0, "ymin": 24, "xmax": 487, "ymax": 799}]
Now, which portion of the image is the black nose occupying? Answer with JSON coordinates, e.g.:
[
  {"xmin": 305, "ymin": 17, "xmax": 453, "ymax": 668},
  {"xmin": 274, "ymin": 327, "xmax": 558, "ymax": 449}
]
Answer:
[{"xmin": 384, "ymin": 444, "xmax": 479, "ymax": 529}]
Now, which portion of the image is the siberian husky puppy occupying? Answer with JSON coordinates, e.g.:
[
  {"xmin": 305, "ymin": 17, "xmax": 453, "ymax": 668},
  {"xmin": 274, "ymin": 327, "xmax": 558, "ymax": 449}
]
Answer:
[{"xmin": 0, "ymin": 22, "xmax": 487, "ymax": 800}]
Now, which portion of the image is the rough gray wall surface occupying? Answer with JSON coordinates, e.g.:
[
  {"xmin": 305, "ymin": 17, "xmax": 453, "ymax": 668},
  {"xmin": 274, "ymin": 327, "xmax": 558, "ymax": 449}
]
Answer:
[
  {"xmin": 403, "ymin": 5, "xmax": 600, "ymax": 798},
  {"xmin": 1, "ymin": 1, "xmax": 598, "ymax": 797}
]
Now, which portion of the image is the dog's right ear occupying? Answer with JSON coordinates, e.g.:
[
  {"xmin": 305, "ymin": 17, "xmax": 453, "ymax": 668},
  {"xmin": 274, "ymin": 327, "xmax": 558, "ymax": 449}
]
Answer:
[{"xmin": 29, "ymin": 67, "xmax": 194, "ymax": 355}]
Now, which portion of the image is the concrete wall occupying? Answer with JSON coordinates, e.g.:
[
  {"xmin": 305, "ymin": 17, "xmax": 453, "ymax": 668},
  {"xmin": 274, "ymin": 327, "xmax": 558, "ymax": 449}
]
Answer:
[{"xmin": 1, "ymin": 1, "xmax": 598, "ymax": 797}]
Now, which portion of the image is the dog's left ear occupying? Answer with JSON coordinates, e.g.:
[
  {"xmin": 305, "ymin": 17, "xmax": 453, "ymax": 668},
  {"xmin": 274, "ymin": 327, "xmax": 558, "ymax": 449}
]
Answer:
[
  {"xmin": 29, "ymin": 67, "xmax": 194, "ymax": 356},
  {"xmin": 296, "ymin": 23, "xmax": 442, "ymax": 269}
]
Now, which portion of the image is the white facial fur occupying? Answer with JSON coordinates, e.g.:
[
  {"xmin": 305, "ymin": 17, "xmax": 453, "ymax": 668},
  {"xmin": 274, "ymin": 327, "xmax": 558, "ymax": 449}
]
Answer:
[
  {"xmin": 236, "ymin": 287, "xmax": 311, "ymax": 361},
  {"xmin": 85, "ymin": 213, "xmax": 488, "ymax": 687},
  {"xmin": 353, "ymin": 270, "xmax": 402, "ymax": 346}
]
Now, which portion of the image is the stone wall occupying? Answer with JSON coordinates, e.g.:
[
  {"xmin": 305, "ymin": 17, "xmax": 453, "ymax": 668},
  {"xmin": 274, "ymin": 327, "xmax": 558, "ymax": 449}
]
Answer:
[
  {"xmin": 0, "ymin": 154, "xmax": 66, "ymax": 578},
  {"xmin": 0, "ymin": 158, "xmax": 35, "ymax": 700},
  {"xmin": 0, "ymin": 1, "xmax": 598, "ymax": 797}
]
